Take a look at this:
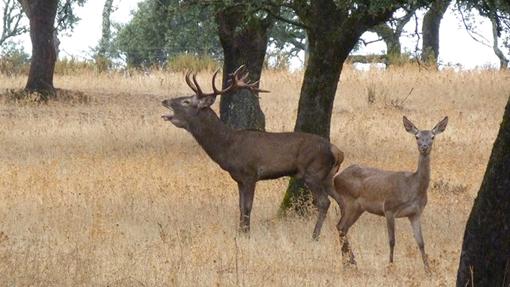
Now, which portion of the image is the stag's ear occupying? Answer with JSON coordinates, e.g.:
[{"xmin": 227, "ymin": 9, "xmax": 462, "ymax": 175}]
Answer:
[
  {"xmin": 403, "ymin": 116, "xmax": 419, "ymax": 135},
  {"xmin": 197, "ymin": 96, "xmax": 216, "ymax": 109},
  {"xmin": 432, "ymin": 116, "xmax": 448, "ymax": 135}
]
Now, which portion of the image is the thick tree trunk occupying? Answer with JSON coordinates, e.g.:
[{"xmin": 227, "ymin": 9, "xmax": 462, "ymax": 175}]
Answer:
[
  {"xmin": 421, "ymin": 0, "xmax": 450, "ymax": 64},
  {"xmin": 280, "ymin": 31, "xmax": 353, "ymax": 213},
  {"xmin": 279, "ymin": 0, "xmax": 397, "ymax": 213},
  {"xmin": 456, "ymin": 97, "xmax": 510, "ymax": 286},
  {"xmin": 216, "ymin": 6, "xmax": 269, "ymax": 131},
  {"xmin": 22, "ymin": 0, "xmax": 59, "ymax": 96}
]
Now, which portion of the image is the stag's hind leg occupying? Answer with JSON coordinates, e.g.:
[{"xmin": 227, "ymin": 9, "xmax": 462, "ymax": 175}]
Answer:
[{"xmin": 304, "ymin": 178, "xmax": 331, "ymax": 240}]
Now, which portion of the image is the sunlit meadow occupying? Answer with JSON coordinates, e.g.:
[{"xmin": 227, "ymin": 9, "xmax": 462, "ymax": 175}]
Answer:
[{"xmin": 0, "ymin": 66, "xmax": 508, "ymax": 286}]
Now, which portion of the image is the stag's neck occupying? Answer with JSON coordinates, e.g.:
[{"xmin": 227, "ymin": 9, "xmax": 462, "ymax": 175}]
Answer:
[
  {"xmin": 187, "ymin": 109, "xmax": 234, "ymax": 165},
  {"xmin": 414, "ymin": 153, "xmax": 431, "ymax": 194}
]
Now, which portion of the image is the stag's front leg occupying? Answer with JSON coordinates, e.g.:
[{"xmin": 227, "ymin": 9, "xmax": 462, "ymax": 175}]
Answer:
[{"xmin": 237, "ymin": 180, "xmax": 256, "ymax": 233}]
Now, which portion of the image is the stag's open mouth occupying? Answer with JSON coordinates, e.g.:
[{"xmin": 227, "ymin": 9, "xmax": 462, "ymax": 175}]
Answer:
[{"xmin": 161, "ymin": 107, "xmax": 174, "ymax": 121}]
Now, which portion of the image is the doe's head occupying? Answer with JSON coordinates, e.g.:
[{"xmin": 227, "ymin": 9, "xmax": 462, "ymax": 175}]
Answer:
[
  {"xmin": 161, "ymin": 66, "xmax": 267, "ymax": 130},
  {"xmin": 403, "ymin": 116, "xmax": 448, "ymax": 155}
]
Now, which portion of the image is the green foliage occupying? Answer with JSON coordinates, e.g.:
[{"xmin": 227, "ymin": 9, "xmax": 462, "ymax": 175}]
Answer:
[
  {"xmin": 269, "ymin": 7, "xmax": 307, "ymax": 60},
  {"xmin": 56, "ymin": 0, "xmax": 87, "ymax": 34},
  {"xmin": 0, "ymin": 42, "xmax": 30, "ymax": 75},
  {"xmin": 113, "ymin": 0, "xmax": 221, "ymax": 68}
]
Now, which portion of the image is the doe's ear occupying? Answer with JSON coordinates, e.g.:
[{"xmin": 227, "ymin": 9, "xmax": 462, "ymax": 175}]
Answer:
[
  {"xmin": 432, "ymin": 116, "xmax": 448, "ymax": 135},
  {"xmin": 403, "ymin": 116, "xmax": 419, "ymax": 134},
  {"xmin": 197, "ymin": 96, "xmax": 215, "ymax": 109}
]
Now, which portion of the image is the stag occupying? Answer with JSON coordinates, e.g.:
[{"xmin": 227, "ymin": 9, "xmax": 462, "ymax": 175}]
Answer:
[
  {"xmin": 161, "ymin": 67, "xmax": 344, "ymax": 239},
  {"xmin": 334, "ymin": 116, "xmax": 448, "ymax": 272}
]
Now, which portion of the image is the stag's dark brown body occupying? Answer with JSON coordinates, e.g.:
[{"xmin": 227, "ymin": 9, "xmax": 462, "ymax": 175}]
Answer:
[{"xmin": 162, "ymin": 68, "xmax": 343, "ymax": 238}]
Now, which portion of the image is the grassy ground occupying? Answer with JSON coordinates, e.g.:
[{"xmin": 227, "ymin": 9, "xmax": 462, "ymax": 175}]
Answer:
[{"xmin": 0, "ymin": 66, "xmax": 508, "ymax": 286}]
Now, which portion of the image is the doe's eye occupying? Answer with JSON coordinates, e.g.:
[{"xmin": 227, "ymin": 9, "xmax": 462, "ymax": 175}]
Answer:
[{"xmin": 415, "ymin": 135, "xmax": 419, "ymax": 139}]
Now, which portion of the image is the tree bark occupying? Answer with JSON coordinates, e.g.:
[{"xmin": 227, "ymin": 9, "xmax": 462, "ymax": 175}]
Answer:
[
  {"xmin": 280, "ymin": 3, "xmax": 366, "ymax": 212},
  {"xmin": 97, "ymin": 0, "xmax": 114, "ymax": 57},
  {"xmin": 421, "ymin": 0, "xmax": 450, "ymax": 64},
  {"xmin": 21, "ymin": 0, "xmax": 59, "ymax": 96},
  {"xmin": 457, "ymin": 96, "xmax": 510, "ymax": 286},
  {"xmin": 371, "ymin": 23, "xmax": 401, "ymax": 57},
  {"xmin": 369, "ymin": 8, "xmax": 415, "ymax": 66},
  {"xmin": 216, "ymin": 4, "xmax": 270, "ymax": 131},
  {"xmin": 489, "ymin": 14, "xmax": 509, "ymax": 70}
]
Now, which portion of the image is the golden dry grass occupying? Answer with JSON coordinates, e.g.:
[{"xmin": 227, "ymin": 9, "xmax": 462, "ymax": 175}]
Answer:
[{"xmin": 0, "ymin": 66, "xmax": 508, "ymax": 286}]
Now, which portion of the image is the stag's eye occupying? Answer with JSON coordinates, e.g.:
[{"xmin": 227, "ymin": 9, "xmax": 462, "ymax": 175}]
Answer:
[
  {"xmin": 182, "ymin": 99, "xmax": 191, "ymax": 105},
  {"xmin": 415, "ymin": 135, "xmax": 419, "ymax": 139},
  {"xmin": 431, "ymin": 135, "xmax": 435, "ymax": 140}
]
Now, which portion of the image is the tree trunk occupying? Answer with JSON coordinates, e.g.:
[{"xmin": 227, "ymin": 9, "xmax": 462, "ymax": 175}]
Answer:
[
  {"xmin": 97, "ymin": 0, "xmax": 114, "ymax": 57},
  {"xmin": 371, "ymin": 23, "xmax": 401, "ymax": 58},
  {"xmin": 280, "ymin": 30, "xmax": 355, "ymax": 213},
  {"xmin": 421, "ymin": 0, "xmax": 450, "ymax": 64},
  {"xmin": 216, "ymin": 6, "xmax": 270, "ymax": 131},
  {"xmin": 456, "ymin": 96, "xmax": 510, "ymax": 286},
  {"xmin": 489, "ymin": 15, "xmax": 509, "ymax": 70},
  {"xmin": 22, "ymin": 0, "xmax": 59, "ymax": 96}
]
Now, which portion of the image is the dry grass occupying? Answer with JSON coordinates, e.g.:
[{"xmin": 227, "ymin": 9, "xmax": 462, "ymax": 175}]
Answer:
[{"xmin": 0, "ymin": 66, "xmax": 508, "ymax": 286}]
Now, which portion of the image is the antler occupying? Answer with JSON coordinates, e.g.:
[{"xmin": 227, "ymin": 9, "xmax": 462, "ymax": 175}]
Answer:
[
  {"xmin": 225, "ymin": 65, "xmax": 270, "ymax": 94},
  {"xmin": 184, "ymin": 65, "xmax": 269, "ymax": 98}
]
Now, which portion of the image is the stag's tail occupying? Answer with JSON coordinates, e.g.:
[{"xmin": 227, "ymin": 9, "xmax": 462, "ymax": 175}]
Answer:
[{"xmin": 330, "ymin": 144, "xmax": 344, "ymax": 175}]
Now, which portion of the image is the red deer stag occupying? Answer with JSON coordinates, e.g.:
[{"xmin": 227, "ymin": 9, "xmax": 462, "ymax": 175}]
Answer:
[{"xmin": 161, "ymin": 67, "xmax": 344, "ymax": 239}]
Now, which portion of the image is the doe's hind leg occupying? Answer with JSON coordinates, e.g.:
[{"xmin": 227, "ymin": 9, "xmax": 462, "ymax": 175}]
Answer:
[{"xmin": 336, "ymin": 203, "xmax": 363, "ymax": 266}]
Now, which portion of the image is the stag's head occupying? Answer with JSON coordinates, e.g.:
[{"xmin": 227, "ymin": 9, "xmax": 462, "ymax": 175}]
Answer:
[
  {"xmin": 403, "ymin": 116, "xmax": 448, "ymax": 155},
  {"xmin": 162, "ymin": 66, "xmax": 266, "ymax": 129}
]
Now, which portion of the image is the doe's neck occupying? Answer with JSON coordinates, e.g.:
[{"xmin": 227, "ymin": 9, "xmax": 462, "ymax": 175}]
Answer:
[{"xmin": 414, "ymin": 153, "xmax": 431, "ymax": 193}]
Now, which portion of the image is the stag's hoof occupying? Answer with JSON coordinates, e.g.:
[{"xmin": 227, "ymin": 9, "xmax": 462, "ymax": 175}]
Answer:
[{"xmin": 238, "ymin": 225, "xmax": 250, "ymax": 237}]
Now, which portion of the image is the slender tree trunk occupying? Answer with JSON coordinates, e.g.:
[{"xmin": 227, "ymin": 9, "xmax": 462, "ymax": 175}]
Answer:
[
  {"xmin": 489, "ymin": 15, "xmax": 509, "ymax": 70},
  {"xmin": 421, "ymin": 0, "xmax": 450, "ymax": 64},
  {"xmin": 371, "ymin": 23, "xmax": 401, "ymax": 57},
  {"xmin": 370, "ymin": 7, "xmax": 415, "ymax": 66},
  {"xmin": 457, "ymin": 96, "xmax": 510, "ymax": 286},
  {"xmin": 22, "ymin": 0, "xmax": 59, "ymax": 96},
  {"xmin": 98, "ymin": 0, "xmax": 114, "ymax": 57},
  {"xmin": 216, "ymin": 6, "xmax": 270, "ymax": 131}
]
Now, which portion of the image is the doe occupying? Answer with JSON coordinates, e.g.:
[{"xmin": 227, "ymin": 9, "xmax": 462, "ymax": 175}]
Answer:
[{"xmin": 333, "ymin": 116, "xmax": 448, "ymax": 272}]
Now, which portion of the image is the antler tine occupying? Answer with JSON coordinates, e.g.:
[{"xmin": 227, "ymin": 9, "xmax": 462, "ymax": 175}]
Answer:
[
  {"xmin": 211, "ymin": 69, "xmax": 223, "ymax": 95},
  {"xmin": 192, "ymin": 73, "xmax": 204, "ymax": 97},
  {"xmin": 229, "ymin": 66, "xmax": 270, "ymax": 94},
  {"xmin": 231, "ymin": 64, "xmax": 245, "ymax": 77},
  {"xmin": 185, "ymin": 71, "xmax": 198, "ymax": 94},
  {"xmin": 246, "ymin": 79, "xmax": 270, "ymax": 93},
  {"xmin": 240, "ymin": 71, "xmax": 250, "ymax": 82}
]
